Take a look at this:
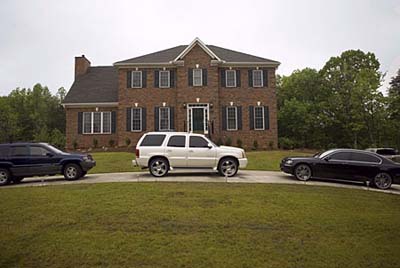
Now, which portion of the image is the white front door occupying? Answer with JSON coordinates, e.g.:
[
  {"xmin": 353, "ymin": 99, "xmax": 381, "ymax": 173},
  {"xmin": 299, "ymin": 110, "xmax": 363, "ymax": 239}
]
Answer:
[{"xmin": 187, "ymin": 104, "xmax": 209, "ymax": 134}]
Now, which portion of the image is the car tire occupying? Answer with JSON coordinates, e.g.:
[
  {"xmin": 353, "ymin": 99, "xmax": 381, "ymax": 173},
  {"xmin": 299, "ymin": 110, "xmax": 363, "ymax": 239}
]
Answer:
[
  {"xmin": 82, "ymin": 171, "xmax": 87, "ymax": 177},
  {"xmin": 218, "ymin": 157, "xmax": 239, "ymax": 177},
  {"xmin": 294, "ymin": 164, "xmax": 312, "ymax": 181},
  {"xmin": 13, "ymin": 177, "xmax": 24, "ymax": 183},
  {"xmin": 149, "ymin": 158, "xmax": 169, "ymax": 177},
  {"xmin": 63, "ymin": 163, "xmax": 83, "ymax": 180},
  {"xmin": 0, "ymin": 168, "xmax": 11, "ymax": 186},
  {"xmin": 372, "ymin": 172, "xmax": 392, "ymax": 190}
]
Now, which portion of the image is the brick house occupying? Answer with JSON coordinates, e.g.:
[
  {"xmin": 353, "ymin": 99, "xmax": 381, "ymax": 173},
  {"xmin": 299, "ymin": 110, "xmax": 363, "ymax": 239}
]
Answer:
[{"xmin": 63, "ymin": 38, "xmax": 280, "ymax": 150}]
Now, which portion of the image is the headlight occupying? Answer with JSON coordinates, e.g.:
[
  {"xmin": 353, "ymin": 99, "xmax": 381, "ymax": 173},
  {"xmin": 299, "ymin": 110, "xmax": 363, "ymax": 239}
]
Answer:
[{"xmin": 286, "ymin": 159, "xmax": 293, "ymax": 165}]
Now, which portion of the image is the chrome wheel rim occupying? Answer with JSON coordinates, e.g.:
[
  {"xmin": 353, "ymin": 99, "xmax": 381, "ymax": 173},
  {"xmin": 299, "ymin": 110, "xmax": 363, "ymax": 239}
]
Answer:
[
  {"xmin": 0, "ymin": 171, "xmax": 8, "ymax": 184},
  {"xmin": 221, "ymin": 160, "xmax": 237, "ymax": 176},
  {"xmin": 295, "ymin": 165, "xmax": 311, "ymax": 181},
  {"xmin": 374, "ymin": 173, "xmax": 392, "ymax": 190},
  {"xmin": 151, "ymin": 160, "xmax": 167, "ymax": 176},
  {"xmin": 66, "ymin": 166, "xmax": 77, "ymax": 179}
]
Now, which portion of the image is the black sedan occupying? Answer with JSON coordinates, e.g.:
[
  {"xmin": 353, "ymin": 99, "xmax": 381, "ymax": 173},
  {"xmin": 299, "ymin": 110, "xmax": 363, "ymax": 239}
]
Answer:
[{"xmin": 280, "ymin": 149, "xmax": 400, "ymax": 190}]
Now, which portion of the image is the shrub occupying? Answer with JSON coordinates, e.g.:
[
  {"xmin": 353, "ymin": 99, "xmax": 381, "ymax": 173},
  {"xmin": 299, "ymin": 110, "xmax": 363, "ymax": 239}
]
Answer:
[
  {"xmin": 108, "ymin": 139, "xmax": 115, "ymax": 147},
  {"xmin": 279, "ymin": 137, "xmax": 294, "ymax": 150},
  {"xmin": 225, "ymin": 137, "xmax": 232, "ymax": 146},
  {"xmin": 125, "ymin": 138, "xmax": 131, "ymax": 147},
  {"xmin": 93, "ymin": 138, "xmax": 98, "ymax": 148},
  {"xmin": 216, "ymin": 138, "xmax": 223, "ymax": 146},
  {"xmin": 72, "ymin": 139, "xmax": 78, "ymax": 150},
  {"xmin": 236, "ymin": 138, "xmax": 243, "ymax": 148},
  {"xmin": 50, "ymin": 129, "xmax": 66, "ymax": 149},
  {"xmin": 268, "ymin": 141, "xmax": 274, "ymax": 150},
  {"xmin": 252, "ymin": 140, "xmax": 259, "ymax": 150}
]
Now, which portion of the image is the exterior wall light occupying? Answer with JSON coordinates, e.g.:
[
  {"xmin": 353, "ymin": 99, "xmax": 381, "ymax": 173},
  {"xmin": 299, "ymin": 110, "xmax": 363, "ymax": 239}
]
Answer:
[
  {"xmin": 257, "ymin": 101, "xmax": 261, "ymax": 106},
  {"xmin": 162, "ymin": 102, "xmax": 166, "ymax": 107},
  {"xmin": 195, "ymin": 64, "xmax": 199, "ymax": 69},
  {"xmin": 134, "ymin": 103, "xmax": 138, "ymax": 107},
  {"xmin": 196, "ymin": 98, "xmax": 200, "ymax": 103},
  {"xmin": 230, "ymin": 101, "xmax": 234, "ymax": 106}
]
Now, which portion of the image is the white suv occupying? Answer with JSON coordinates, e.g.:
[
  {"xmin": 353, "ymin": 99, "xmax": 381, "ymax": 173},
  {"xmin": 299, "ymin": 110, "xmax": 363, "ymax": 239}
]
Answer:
[{"xmin": 134, "ymin": 132, "xmax": 248, "ymax": 177}]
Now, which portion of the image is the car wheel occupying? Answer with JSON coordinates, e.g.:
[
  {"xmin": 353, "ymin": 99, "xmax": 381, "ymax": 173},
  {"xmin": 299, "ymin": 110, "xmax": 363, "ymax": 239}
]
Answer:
[
  {"xmin": 373, "ymin": 172, "xmax": 392, "ymax": 190},
  {"xmin": 0, "ymin": 168, "xmax": 11, "ymax": 186},
  {"xmin": 149, "ymin": 158, "xmax": 169, "ymax": 177},
  {"xmin": 294, "ymin": 164, "xmax": 312, "ymax": 181},
  {"xmin": 63, "ymin": 163, "xmax": 82, "ymax": 180},
  {"xmin": 13, "ymin": 177, "xmax": 24, "ymax": 183},
  {"xmin": 218, "ymin": 157, "xmax": 238, "ymax": 177}
]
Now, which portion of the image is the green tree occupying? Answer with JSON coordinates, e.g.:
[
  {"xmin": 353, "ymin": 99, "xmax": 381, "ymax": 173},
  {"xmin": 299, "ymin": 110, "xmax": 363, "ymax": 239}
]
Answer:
[
  {"xmin": 388, "ymin": 69, "xmax": 400, "ymax": 148},
  {"xmin": 320, "ymin": 50, "xmax": 383, "ymax": 148}
]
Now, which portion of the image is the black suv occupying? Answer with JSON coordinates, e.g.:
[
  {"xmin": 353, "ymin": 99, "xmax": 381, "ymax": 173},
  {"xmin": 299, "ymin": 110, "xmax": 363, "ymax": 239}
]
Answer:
[{"xmin": 0, "ymin": 142, "xmax": 96, "ymax": 185}]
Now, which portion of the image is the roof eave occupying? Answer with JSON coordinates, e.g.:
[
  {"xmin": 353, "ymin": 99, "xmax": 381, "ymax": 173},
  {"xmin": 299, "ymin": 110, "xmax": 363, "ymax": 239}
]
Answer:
[
  {"xmin": 219, "ymin": 61, "xmax": 281, "ymax": 68},
  {"xmin": 173, "ymin": 37, "xmax": 221, "ymax": 61}
]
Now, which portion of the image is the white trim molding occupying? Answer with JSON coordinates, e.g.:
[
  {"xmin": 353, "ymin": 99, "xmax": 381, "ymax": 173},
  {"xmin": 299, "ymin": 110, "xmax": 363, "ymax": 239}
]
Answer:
[
  {"xmin": 62, "ymin": 102, "xmax": 118, "ymax": 108},
  {"xmin": 174, "ymin": 37, "xmax": 221, "ymax": 62}
]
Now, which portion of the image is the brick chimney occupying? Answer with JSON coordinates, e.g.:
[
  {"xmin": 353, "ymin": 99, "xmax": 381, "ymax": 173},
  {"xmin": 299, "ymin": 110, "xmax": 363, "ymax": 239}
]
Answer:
[{"xmin": 75, "ymin": 55, "xmax": 91, "ymax": 78}]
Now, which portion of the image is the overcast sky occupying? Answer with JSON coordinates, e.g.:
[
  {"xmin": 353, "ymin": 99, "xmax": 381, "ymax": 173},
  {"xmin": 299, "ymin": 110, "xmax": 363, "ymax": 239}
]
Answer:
[{"xmin": 0, "ymin": 0, "xmax": 399, "ymax": 96}]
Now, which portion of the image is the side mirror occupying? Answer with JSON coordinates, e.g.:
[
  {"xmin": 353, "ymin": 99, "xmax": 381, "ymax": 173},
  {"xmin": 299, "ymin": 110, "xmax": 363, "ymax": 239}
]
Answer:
[
  {"xmin": 207, "ymin": 143, "xmax": 213, "ymax": 149},
  {"xmin": 324, "ymin": 157, "xmax": 330, "ymax": 161},
  {"xmin": 46, "ymin": 152, "xmax": 54, "ymax": 157}
]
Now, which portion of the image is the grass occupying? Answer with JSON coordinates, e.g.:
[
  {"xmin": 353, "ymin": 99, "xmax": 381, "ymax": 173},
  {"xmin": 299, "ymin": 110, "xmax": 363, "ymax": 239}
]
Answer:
[
  {"xmin": 0, "ymin": 183, "xmax": 399, "ymax": 267},
  {"xmin": 89, "ymin": 150, "xmax": 313, "ymax": 174}
]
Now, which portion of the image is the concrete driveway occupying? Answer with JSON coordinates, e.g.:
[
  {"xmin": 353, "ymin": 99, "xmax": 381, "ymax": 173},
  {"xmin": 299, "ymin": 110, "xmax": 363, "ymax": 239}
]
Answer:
[{"xmin": 2, "ymin": 170, "xmax": 400, "ymax": 195}]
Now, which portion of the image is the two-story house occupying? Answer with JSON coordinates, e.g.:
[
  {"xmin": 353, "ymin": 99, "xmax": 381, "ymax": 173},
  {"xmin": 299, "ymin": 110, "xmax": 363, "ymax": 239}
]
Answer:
[{"xmin": 63, "ymin": 38, "xmax": 280, "ymax": 150}]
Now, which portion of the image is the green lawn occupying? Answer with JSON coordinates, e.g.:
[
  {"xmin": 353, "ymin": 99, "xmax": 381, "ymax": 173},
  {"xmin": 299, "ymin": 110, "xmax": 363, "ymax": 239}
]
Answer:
[
  {"xmin": 89, "ymin": 150, "xmax": 313, "ymax": 174},
  {"xmin": 1, "ymin": 183, "xmax": 399, "ymax": 267}
]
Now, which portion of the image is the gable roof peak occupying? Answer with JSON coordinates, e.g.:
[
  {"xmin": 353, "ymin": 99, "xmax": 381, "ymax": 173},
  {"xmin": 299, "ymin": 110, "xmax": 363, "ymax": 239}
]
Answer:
[{"xmin": 173, "ymin": 37, "xmax": 222, "ymax": 62}]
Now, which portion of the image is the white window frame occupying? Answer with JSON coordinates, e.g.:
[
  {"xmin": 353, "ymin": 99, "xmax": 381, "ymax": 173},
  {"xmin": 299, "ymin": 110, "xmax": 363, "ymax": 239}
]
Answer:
[
  {"xmin": 226, "ymin": 106, "xmax": 238, "ymax": 131},
  {"xmin": 193, "ymin": 69, "xmax": 203, "ymax": 86},
  {"xmin": 159, "ymin": 70, "xmax": 170, "ymax": 88},
  {"xmin": 159, "ymin": 107, "xmax": 170, "ymax": 131},
  {"xmin": 225, "ymin": 70, "xmax": 236, "ymax": 87},
  {"xmin": 254, "ymin": 106, "xmax": 265, "ymax": 130},
  {"xmin": 131, "ymin": 108, "xmax": 142, "ymax": 132},
  {"xmin": 82, "ymin": 111, "xmax": 112, "ymax": 134},
  {"xmin": 252, "ymin": 70, "xmax": 263, "ymax": 87},
  {"xmin": 131, "ymin": 71, "xmax": 142, "ymax": 88}
]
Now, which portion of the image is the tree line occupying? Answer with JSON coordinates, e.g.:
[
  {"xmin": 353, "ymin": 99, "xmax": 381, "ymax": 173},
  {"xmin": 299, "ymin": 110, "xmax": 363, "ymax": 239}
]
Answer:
[
  {"xmin": 0, "ymin": 84, "xmax": 66, "ymax": 148},
  {"xmin": 0, "ymin": 49, "xmax": 399, "ymax": 151},
  {"xmin": 278, "ymin": 49, "xmax": 400, "ymax": 150}
]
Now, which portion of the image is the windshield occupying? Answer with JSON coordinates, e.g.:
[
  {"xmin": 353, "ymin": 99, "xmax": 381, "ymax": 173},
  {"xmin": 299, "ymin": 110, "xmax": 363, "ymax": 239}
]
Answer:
[
  {"xmin": 317, "ymin": 149, "xmax": 336, "ymax": 159},
  {"xmin": 45, "ymin": 144, "xmax": 65, "ymax": 154}
]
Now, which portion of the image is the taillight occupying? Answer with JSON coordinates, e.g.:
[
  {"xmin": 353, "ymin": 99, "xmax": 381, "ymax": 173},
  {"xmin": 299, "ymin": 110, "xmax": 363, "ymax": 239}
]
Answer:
[{"xmin": 135, "ymin": 149, "xmax": 140, "ymax": 158}]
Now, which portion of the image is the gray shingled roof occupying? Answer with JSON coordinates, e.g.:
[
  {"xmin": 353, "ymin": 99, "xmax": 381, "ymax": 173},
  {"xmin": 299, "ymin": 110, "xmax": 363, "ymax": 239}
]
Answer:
[
  {"xmin": 115, "ymin": 44, "xmax": 279, "ymax": 64},
  {"xmin": 63, "ymin": 66, "xmax": 118, "ymax": 104}
]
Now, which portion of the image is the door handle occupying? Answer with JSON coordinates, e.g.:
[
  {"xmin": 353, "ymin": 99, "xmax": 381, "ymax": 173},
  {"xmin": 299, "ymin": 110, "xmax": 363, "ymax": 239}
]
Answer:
[
  {"xmin": 166, "ymin": 150, "xmax": 172, "ymax": 153},
  {"xmin": 189, "ymin": 150, "xmax": 194, "ymax": 153}
]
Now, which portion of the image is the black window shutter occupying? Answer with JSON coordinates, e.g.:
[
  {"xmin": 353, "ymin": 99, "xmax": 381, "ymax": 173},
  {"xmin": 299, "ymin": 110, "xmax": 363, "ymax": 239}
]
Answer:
[
  {"xmin": 202, "ymin": 69, "xmax": 208, "ymax": 86},
  {"xmin": 220, "ymin": 69, "xmax": 226, "ymax": 87},
  {"xmin": 142, "ymin": 108, "xmax": 146, "ymax": 131},
  {"xmin": 263, "ymin": 70, "xmax": 268, "ymax": 88},
  {"xmin": 264, "ymin": 106, "xmax": 270, "ymax": 130},
  {"xmin": 236, "ymin": 70, "xmax": 241, "ymax": 87},
  {"xmin": 237, "ymin": 106, "xmax": 242, "ymax": 130},
  {"xmin": 78, "ymin": 112, "xmax": 83, "ymax": 134},
  {"xmin": 248, "ymin": 70, "xmax": 253, "ymax": 87},
  {"xmin": 154, "ymin": 70, "xmax": 159, "ymax": 88},
  {"xmin": 154, "ymin": 107, "xmax": 159, "ymax": 131},
  {"xmin": 221, "ymin": 106, "xmax": 227, "ymax": 131},
  {"xmin": 170, "ymin": 70, "xmax": 175, "ymax": 88},
  {"xmin": 111, "ymin": 111, "xmax": 117, "ymax": 133},
  {"xmin": 188, "ymin": 68, "xmax": 193, "ymax": 86},
  {"xmin": 127, "ymin": 71, "xmax": 132, "ymax": 88},
  {"xmin": 249, "ymin": 106, "xmax": 254, "ymax": 130},
  {"xmin": 170, "ymin": 107, "xmax": 175, "ymax": 130},
  {"xmin": 126, "ymin": 108, "xmax": 131, "ymax": 131},
  {"xmin": 142, "ymin": 70, "xmax": 147, "ymax": 88}
]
